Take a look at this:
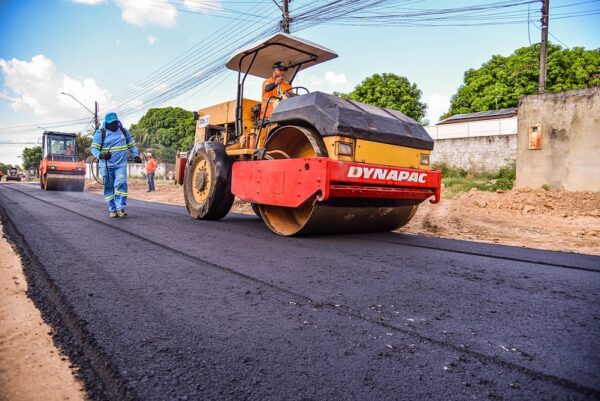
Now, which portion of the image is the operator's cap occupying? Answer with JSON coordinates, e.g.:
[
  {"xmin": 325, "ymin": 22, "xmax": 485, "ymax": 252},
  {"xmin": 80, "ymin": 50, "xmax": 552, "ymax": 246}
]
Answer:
[
  {"xmin": 146, "ymin": 152, "xmax": 153, "ymax": 157},
  {"xmin": 272, "ymin": 61, "xmax": 287, "ymax": 71},
  {"xmin": 104, "ymin": 112, "xmax": 119, "ymax": 124}
]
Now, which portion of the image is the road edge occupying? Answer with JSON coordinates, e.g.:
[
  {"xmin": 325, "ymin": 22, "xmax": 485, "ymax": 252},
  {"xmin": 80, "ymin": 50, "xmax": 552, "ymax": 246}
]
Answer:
[{"xmin": 0, "ymin": 201, "xmax": 137, "ymax": 401}]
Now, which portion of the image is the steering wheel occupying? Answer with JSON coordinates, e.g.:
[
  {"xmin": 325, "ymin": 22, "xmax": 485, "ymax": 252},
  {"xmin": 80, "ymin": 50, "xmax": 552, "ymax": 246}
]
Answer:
[{"xmin": 285, "ymin": 86, "xmax": 310, "ymax": 96}]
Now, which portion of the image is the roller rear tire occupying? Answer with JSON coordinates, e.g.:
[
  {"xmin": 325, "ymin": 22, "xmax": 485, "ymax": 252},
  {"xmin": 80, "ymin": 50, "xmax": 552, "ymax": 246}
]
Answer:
[{"xmin": 184, "ymin": 142, "xmax": 234, "ymax": 220}]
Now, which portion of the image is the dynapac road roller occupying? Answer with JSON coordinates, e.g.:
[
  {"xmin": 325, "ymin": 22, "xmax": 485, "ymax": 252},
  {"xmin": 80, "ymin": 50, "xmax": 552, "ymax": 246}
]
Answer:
[
  {"xmin": 180, "ymin": 33, "xmax": 441, "ymax": 236},
  {"xmin": 39, "ymin": 131, "xmax": 86, "ymax": 191}
]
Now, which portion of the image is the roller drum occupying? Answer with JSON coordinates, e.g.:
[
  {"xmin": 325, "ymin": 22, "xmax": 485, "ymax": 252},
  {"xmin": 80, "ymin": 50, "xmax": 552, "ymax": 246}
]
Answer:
[
  {"xmin": 260, "ymin": 201, "xmax": 418, "ymax": 236},
  {"xmin": 257, "ymin": 125, "xmax": 420, "ymax": 236},
  {"xmin": 45, "ymin": 173, "xmax": 85, "ymax": 191}
]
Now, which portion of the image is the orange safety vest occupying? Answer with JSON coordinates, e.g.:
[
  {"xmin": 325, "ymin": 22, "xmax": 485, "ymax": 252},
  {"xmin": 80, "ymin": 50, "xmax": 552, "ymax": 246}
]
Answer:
[
  {"xmin": 262, "ymin": 77, "xmax": 291, "ymax": 120},
  {"xmin": 146, "ymin": 158, "xmax": 157, "ymax": 173}
]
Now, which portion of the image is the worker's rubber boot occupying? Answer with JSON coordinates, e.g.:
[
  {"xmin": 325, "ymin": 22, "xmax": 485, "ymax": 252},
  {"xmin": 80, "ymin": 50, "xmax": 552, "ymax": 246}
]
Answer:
[
  {"xmin": 117, "ymin": 210, "xmax": 128, "ymax": 218},
  {"xmin": 109, "ymin": 211, "xmax": 119, "ymax": 218}
]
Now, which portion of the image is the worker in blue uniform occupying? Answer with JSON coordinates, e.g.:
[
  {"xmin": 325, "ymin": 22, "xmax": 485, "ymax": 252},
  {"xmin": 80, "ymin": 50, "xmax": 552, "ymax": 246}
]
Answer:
[{"xmin": 91, "ymin": 112, "xmax": 142, "ymax": 218}]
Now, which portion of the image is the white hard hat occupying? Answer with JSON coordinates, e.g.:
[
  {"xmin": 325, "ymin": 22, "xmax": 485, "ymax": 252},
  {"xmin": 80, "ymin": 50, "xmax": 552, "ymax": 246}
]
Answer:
[{"xmin": 146, "ymin": 152, "xmax": 153, "ymax": 157}]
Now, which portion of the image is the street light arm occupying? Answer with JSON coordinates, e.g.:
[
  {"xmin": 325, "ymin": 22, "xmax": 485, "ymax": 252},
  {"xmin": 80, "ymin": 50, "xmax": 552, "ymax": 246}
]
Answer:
[
  {"xmin": 60, "ymin": 92, "xmax": 95, "ymax": 116},
  {"xmin": 271, "ymin": 0, "xmax": 283, "ymax": 12}
]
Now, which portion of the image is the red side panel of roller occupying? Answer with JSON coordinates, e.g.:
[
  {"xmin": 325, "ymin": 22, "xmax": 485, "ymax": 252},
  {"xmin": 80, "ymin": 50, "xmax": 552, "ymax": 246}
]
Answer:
[{"xmin": 231, "ymin": 157, "xmax": 441, "ymax": 208}]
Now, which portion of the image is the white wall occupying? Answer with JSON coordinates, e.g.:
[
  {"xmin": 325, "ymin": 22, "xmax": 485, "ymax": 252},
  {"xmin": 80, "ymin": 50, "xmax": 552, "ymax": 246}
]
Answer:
[
  {"xmin": 425, "ymin": 117, "xmax": 517, "ymax": 140},
  {"xmin": 85, "ymin": 162, "xmax": 175, "ymax": 179}
]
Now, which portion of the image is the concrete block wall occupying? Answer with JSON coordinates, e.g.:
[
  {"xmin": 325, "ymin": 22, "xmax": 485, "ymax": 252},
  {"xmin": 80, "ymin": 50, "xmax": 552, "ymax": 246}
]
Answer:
[
  {"xmin": 86, "ymin": 163, "xmax": 175, "ymax": 180},
  {"xmin": 431, "ymin": 134, "xmax": 517, "ymax": 172},
  {"xmin": 516, "ymin": 87, "xmax": 600, "ymax": 191}
]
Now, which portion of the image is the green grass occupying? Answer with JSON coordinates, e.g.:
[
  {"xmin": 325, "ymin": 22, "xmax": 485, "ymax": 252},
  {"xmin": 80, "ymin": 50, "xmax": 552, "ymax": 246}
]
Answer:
[{"xmin": 432, "ymin": 162, "xmax": 516, "ymax": 199}]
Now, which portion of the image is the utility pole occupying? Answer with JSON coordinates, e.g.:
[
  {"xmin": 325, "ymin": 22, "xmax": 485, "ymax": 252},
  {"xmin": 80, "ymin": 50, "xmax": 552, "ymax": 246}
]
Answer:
[
  {"xmin": 60, "ymin": 92, "xmax": 99, "ymax": 131},
  {"xmin": 282, "ymin": 0, "xmax": 290, "ymax": 33},
  {"xmin": 539, "ymin": 0, "xmax": 550, "ymax": 93},
  {"xmin": 94, "ymin": 101, "xmax": 99, "ymax": 129}
]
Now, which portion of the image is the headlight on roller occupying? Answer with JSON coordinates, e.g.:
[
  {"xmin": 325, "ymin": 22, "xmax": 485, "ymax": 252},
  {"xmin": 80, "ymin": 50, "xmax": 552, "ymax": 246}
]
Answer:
[
  {"xmin": 76, "ymin": 167, "xmax": 83, "ymax": 171},
  {"xmin": 420, "ymin": 154, "xmax": 430, "ymax": 166},
  {"xmin": 336, "ymin": 141, "xmax": 353, "ymax": 157},
  {"xmin": 49, "ymin": 165, "xmax": 57, "ymax": 170}
]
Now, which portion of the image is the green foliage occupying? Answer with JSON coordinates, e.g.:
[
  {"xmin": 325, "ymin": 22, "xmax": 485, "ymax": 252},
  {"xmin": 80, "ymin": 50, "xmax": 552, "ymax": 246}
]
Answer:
[
  {"xmin": 337, "ymin": 73, "xmax": 427, "ymax": 123},
  {"xmin": 541, "ymin": 184, "xmax": 550, "ymax": 191},
  {"xmin": 76, "ymin": 134, "xmax": 92, "ymax": 162},
  {"xmin": 129, "ymin": 107, "xmax": 195, "ymax": 163},
  {"xmin": 22, "ymin": 146, "xmax": 42, "ymax": 171},
  {"xmin": 0, "ymin": 162, "xmax": 16, "ymax": 175},
  {"xmin": 433, "ymin": 162, "xmax": 516, "ymax": 198},
  {"xmin": 447, "ymin": 44, "xmax": 600, "ymax": 117}
]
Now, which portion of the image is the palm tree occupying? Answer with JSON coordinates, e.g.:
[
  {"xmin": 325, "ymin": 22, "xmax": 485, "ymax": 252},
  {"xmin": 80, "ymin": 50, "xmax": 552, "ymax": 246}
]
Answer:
[
  {"xmin": 131, "ymin": 127, "xmax": 167, "ymax": 162},
  {"xmin": 76, "ymin": 133, "xmax": 92, "ymax": 162}
]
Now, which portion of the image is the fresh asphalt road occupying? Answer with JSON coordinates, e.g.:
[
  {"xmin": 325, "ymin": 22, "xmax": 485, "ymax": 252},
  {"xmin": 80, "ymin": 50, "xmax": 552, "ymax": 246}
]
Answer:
[{"xmin": 0, "ymin": 183, "xmax": 599, "ymax": 401}]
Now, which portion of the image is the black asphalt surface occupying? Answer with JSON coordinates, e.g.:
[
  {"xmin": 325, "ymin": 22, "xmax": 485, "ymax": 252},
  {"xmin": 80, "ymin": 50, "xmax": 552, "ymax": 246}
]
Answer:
[{"xmin": 1, "ymin": 182, "xmax": 599, "ymax": 401}]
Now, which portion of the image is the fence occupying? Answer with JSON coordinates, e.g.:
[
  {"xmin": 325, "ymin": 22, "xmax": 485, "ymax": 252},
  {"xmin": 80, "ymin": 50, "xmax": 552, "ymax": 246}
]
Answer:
[
  {"xmin": 85, "ymin": 162, "xmax": 176, "ymax": 180},
  {"xmin": 425, "ymin": 117, "xmax": 518, "ymax": 171}
]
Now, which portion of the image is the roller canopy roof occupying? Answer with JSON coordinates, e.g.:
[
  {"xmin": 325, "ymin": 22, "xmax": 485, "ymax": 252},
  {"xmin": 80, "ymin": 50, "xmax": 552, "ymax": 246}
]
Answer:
[
  {"xmin": 226, "ymin": 33, "xmax": 338, "ymax": 80},
  {"xmin": 270, "ymin": 92, "xmax": 434, "ymax": 151}
]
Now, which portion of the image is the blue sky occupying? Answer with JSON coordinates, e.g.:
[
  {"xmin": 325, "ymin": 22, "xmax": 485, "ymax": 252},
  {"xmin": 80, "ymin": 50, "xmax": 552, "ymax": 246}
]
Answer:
[{"xmin": 1, "ymin": 0, "xmax": 598, "ymax": 165}]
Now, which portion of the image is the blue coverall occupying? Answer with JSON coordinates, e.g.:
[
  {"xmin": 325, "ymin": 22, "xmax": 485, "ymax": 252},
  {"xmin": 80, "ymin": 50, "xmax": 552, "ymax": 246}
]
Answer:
[{"xmin": 90, "ymin": 123, "xmax": 139, "ymax": 212}]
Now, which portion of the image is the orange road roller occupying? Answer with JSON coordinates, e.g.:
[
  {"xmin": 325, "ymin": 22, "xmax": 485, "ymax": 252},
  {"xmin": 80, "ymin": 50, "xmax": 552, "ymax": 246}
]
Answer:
[
  {"xmin": 180, "ymin": 33, "xmax": 441, "ymax": 236},
  {"xmin": 39, "ymin": 131, "xmax": 86, "ymax": 191}
]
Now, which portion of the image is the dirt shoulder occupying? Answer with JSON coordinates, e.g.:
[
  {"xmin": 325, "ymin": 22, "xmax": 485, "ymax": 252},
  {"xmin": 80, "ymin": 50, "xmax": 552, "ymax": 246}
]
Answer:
[
  {"xmin": 87, "ymin": 179, "xmax": 600, "ymax": 256},
  {"xmin": 0, "ymin": 223, "xmax": 86, "ymax": 401}
]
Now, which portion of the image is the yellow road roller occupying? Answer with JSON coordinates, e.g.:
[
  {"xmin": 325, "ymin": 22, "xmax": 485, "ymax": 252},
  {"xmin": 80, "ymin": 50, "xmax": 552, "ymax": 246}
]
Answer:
[{"xmin": 181, "ymin": 33, "xmax": 441, "ymax": 236}]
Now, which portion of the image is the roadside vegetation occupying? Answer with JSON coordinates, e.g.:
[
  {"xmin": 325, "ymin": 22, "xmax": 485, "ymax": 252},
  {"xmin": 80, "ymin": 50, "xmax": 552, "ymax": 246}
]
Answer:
[
  {"xmin": 434, "ymin": 162, "xmax": 516, "ymax": 199},
  {"xmin": 443, "ymin": 44, "xmax": 600, "ymax": 119}
]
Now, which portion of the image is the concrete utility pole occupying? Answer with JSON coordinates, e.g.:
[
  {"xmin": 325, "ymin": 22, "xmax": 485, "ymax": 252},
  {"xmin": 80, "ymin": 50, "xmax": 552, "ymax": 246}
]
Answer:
[
  {"xmin": 282, "ymin": 0, "xmax": 290, "ymax": 33},
  {"xmin": 539, "ymin": 0, "xmax": 550, "ymax": 93},
  {"xmin": 94, "ymin": 101, "xmax": 99, "ymax": 129}
]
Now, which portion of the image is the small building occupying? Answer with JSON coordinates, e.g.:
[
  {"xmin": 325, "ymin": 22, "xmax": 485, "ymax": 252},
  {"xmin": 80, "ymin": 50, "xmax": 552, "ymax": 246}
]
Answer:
[{"xmin": 425, "ymin": 108, "xmax": 517, "ymax": 172}]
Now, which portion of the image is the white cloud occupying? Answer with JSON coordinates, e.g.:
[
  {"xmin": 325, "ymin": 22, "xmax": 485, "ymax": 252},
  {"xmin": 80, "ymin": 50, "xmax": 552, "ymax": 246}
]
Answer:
[
  {"xmin": 152, "ymin": 83, "xmax": 169, "ymax": 93},
  {"xmin": 425, "ymin": 93, "xmax": 450, "ymax": 124},
  {"xmin": 115, "ymin": 0, "xmax": 177, "ymax": 28},
  {"xmin": 69, "ymin": 0, "xmax": 106, "ymax": 4},
  {"xmin": 324, "ymin": 71, "xmax": 347, "ymax": 87},
  {"xmin": 307, "ymin": 71, "xmax": 348, "ymax": 89},
  {"xmin": 183, "ymin": 0, "xmax": 221, "ymax": 12},
  {"xmin": 125, "ymin": 99, "xmax": 144, "ymax": 110},
  {"xmin": 69, "ymin": 0, "xmax": 178, "ymax": 28},
  {"xmin": 147, "ymin": 35, "xmax": 156, "ymax": 45},
  {"xmin": 0, "ymin": 55, "xmax": 113, "ymax": 121}
]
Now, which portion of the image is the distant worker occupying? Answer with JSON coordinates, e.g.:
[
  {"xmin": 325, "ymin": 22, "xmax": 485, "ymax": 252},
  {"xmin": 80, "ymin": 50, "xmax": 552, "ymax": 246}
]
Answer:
[
  {"xmin": 261, "ymin": 61, "xmax": 292, "ymax": 120},
  {"xmin": 65, "ymin": 144, "xmax": 74, "ymax": 156},
  {"xmin": 146, "ymin": 152, "xmax": 157, "ymax": 192},
  {"xmin": 90, "ymin": 112, "xmax": 141, "ymax": 218}
]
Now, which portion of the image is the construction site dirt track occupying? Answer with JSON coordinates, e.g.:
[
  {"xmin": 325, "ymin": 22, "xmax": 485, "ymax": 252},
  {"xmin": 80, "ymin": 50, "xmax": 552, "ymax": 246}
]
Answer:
[{"xmin": 0, "ymin": 183, "xmax": 599, "ymax": 401}]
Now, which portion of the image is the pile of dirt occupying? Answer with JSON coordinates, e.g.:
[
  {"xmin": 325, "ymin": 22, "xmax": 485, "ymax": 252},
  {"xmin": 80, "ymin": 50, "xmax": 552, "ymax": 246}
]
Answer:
[
  {"xmin": 459, "ymin": 187, "xmax": 600, "ymax": 218},
  {"xmin": 86, "ymin": 180, "xmax": 600, "ymax": 256},
  {"xmin": 403, "ymin": 188, "xmax": 600, "ymax": 256}
]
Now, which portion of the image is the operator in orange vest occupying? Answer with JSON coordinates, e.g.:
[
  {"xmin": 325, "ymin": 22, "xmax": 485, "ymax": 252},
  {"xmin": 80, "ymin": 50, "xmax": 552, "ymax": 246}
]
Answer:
[
  {"xmin": 145, "ymin": 153, "xmax": 157, "ymax": 192},
  {"xmin": 262, "ymin": 61, "xmax": 292, "ymax": 120}
]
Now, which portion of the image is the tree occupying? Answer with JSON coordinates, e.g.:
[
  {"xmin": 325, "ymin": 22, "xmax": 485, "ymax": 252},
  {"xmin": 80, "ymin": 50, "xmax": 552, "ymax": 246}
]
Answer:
[
  {"xmin": 0, "ymin": 162, "xmax": 15, "ymax": 175},
  {"xmin": 129, "ymin": 107, "xmax": 195, "ymax": 163},
  {"xmin": 336, "ymin": 73, "xmax": 427, "ymax": 123},
  {"xmin": 76, "ymin": 133, "xmax": 92, "ymax": 162},
  {"xmin": 446, "ymin": 44, "xmax": 600, "ymax": 118},
  {"xmin": 22, "ymin": 146, "xmax": 42, "ymax": 171}
]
